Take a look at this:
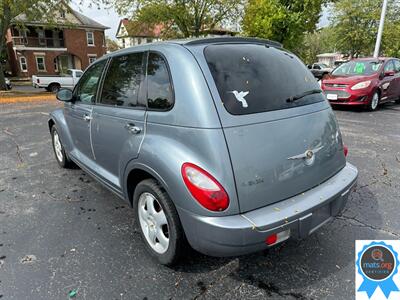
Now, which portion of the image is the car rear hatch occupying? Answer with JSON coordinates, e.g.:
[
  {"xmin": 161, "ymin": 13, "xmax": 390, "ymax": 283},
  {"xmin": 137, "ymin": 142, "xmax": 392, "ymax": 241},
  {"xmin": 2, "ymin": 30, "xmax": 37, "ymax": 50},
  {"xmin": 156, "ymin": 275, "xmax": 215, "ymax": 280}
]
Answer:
[{"xmin": 198, "ymin": 43, "xmax": 346, "ymax": 213}]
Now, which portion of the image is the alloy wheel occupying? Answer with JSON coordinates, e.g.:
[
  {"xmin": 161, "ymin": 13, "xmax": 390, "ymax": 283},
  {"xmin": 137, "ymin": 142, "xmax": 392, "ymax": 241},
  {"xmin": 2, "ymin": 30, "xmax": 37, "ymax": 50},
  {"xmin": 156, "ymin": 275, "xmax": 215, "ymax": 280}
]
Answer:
[
  {"xmin": 138, "ymin": 192, "xmax": 170, "ymax": 254},
  {"xmin": 371, "ymin": 93, "xmax": 379, "ymax": 110},
  {"xmin": 53, "ymin": 131, "xmax": 63, "ymax": 162}
]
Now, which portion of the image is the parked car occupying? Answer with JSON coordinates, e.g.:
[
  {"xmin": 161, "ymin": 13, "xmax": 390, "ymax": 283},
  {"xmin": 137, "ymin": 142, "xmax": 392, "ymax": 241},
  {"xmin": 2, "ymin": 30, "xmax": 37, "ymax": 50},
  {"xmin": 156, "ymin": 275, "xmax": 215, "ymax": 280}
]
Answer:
[
  {"xmin": 321, "ymin": 57, "xmax": 400, "ymax": 111},
  {"xmin": 334, "ymin": 60, "xmax": 348, "ymax": 67},
  {"xmin": 48, "ymin": 37, "xmax": 358, "ymax": 265},
  {"xmin": 308, "ymin": 63, "xmax": 333, "ymax": 79},
  {"xmin": 5, "ymin": 78, "xmax": 12, "ymax": 90},
  {"xmin": 32, "ymin": 69, "xmax": 83, "ymax": 92}
]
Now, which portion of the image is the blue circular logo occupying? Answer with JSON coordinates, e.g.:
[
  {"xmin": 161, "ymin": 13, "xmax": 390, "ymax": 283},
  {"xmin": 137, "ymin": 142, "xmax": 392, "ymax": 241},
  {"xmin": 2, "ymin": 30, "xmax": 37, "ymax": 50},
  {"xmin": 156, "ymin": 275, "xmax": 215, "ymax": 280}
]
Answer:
[{"xmin": 357, "ymin": 241, "xmax": 400, "ymax": 298}]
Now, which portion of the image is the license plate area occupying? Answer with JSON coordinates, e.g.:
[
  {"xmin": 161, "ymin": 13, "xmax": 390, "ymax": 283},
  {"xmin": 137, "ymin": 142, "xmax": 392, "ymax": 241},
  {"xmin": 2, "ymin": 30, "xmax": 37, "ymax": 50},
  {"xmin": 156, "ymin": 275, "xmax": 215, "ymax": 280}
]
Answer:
[
  {"xmin": 310, "ymin": 204, "xmax": 331, "ymax": 229},
  {"xmin": 326, "ymin": 93, "xmax": 338, "ymax": 100}
]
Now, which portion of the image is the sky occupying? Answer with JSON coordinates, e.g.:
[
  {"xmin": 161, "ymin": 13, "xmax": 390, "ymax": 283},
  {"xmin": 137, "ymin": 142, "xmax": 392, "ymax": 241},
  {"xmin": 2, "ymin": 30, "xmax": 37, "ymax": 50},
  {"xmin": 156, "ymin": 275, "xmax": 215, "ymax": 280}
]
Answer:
[
  {"xmin": 71, "ymin": 1, "xmax": 331, "ymax": 40},
  {"xmin": 71, "ymin": 1, "xmax": 121, "ymax": 39}
]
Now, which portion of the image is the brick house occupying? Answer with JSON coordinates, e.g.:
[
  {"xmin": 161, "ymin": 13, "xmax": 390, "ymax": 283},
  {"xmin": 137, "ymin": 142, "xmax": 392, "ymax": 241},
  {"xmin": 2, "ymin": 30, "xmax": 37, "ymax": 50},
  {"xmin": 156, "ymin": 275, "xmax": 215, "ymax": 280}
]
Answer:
[{"xmin": 6, "ymin": 4, "xmax": 109, "ymax": 77}]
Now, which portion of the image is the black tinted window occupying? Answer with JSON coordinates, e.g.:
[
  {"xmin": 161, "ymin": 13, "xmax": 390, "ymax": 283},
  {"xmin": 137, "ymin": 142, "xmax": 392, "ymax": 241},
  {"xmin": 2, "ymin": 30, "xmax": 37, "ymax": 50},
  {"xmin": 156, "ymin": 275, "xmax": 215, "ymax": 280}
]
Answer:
[
  {"xmin": 100, "ymin": 53, "xmax": 144, "ymax": 107},
  {"xmin": 75, "ymin": 61, "xmax": 106, "ymax": 104},
  {"xmin": 147, "ymin": 53, "xmax": 173, "ymax": 110},
  {"xmin": 204, "ymin": 44, "xmax": 323, "ymax": 115}
]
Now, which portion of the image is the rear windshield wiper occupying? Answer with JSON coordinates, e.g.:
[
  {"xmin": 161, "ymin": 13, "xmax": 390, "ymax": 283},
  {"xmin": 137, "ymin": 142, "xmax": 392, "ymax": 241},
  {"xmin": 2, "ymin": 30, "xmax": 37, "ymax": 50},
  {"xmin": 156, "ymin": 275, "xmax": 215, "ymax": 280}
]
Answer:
[{"xmin": 286, "ymin": 89, "xmax": 322, "ymax": 103}]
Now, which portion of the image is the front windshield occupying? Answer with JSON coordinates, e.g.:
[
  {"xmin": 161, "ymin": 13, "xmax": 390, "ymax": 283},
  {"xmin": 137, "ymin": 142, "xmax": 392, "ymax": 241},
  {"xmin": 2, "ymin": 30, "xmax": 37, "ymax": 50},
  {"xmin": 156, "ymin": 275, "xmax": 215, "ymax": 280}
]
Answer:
[
  {"xmin": 332, "ymin": 60, "xmax": 383, "ymax": 76},
  {"xmin": 319, "ymin": 63, "xmax": 329, "ymax": 68}
]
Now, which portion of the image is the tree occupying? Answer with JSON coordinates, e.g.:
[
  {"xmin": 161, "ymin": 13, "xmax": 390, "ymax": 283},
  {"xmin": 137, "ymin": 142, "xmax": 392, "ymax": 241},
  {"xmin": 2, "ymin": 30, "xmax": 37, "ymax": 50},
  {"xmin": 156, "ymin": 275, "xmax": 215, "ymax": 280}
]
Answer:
[
  {"xmin": 112, "ymin": 0, "xmax": 242, "ymax": 38},
  {"xmin": 297, "ymin": 27, "xmax": 337, "ymax": 64},
  {"xmin": 242, "ymin": 0, "xmax": 327, "ymax": 51},
  {"xmin": 330, "ymin": 0, "xmax": 400, "ymax": 57},
  {"xmin": 381, "ymin": 21, "xmax": 400, "ymax": 57},
  {"xmin": 105, "ymin": 36, "xmax": 120, "ymax": 52}
]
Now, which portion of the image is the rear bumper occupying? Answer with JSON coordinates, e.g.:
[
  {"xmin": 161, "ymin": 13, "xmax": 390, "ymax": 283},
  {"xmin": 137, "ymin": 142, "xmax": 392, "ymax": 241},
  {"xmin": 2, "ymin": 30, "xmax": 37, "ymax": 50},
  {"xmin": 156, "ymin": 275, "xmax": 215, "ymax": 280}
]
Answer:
[{"xmin": 178, "ymin": 162, "xmax": 358, "ymax": 257}]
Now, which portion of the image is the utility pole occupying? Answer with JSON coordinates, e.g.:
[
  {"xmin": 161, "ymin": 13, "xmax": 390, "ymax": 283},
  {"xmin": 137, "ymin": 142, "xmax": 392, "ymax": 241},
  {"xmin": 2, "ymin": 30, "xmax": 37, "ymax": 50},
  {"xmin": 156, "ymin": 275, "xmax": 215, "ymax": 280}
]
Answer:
[{"xmin": 374, "ymin": 0, "xmax": 388, "ymax": 58}]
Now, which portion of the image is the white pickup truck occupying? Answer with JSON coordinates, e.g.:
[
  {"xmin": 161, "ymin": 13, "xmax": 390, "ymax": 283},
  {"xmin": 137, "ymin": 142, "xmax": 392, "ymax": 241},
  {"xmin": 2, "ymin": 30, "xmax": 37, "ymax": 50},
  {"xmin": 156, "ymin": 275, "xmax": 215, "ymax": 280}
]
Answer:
[{"xmin": 32, "ymin": 69, "xmax": 83, "ymax": 92}]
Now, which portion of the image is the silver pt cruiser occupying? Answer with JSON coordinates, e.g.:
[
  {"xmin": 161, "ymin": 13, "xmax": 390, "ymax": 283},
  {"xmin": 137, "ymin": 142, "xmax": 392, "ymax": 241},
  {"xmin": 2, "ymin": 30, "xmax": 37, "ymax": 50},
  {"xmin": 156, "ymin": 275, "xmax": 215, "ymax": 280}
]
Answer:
[{"xmin": 49, "ymin": 37, "xmax": 358, "ymax": 265}]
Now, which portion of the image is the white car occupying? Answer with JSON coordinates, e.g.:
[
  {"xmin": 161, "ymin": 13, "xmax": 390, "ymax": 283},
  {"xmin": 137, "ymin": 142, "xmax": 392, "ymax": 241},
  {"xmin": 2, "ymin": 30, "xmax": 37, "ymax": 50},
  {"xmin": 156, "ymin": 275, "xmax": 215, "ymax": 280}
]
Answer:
[{"xmin": 32, "ymin": 69, "xmax": 83, "ymax": 92}]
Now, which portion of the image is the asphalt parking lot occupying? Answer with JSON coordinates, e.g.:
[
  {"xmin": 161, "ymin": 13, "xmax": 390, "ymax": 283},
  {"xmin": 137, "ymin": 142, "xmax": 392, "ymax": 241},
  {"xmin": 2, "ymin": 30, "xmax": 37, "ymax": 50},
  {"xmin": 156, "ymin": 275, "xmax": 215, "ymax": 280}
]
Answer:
[{"xmin": 0, "ymin": 100, "xmax": 399, "ymax": 300}]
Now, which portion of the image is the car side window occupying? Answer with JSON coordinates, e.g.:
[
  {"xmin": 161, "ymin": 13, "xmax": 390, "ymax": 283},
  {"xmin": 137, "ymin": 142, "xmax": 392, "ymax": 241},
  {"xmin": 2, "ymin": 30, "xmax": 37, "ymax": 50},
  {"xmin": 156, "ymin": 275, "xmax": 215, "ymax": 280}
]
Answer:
[
  {"xmin": 384, "ymin": 60, "xmax": 395, "ymax": 73},
  {"xmin": 314, "ymin": 64, "xmax": 321, "ymax": 70},
  {"xmin": 394, "ymin": 60, "xmax": 400, "ymax": 73},
  {"xmin": 75, "ymin": 61, "xmax": 106, "ymax": 104},
  {"xmin": 147, "ymin": 52, "xmax": 174, "ymax": 110},
  {"xmin": 99, "ymin": 52, "xmax": 145, "ymax": 108}
]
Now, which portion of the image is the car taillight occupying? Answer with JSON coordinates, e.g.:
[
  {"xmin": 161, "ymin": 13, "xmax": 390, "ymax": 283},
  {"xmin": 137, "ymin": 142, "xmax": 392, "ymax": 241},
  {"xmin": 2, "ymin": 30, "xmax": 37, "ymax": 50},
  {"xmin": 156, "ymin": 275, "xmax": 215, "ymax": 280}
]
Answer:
[
  {"xmin": 343, "ymin": 145, "xmax": 348, "ymax": 157},
  {"xmin": 181, "ymin": 163, "xmax": 229, "ymax": 211}
]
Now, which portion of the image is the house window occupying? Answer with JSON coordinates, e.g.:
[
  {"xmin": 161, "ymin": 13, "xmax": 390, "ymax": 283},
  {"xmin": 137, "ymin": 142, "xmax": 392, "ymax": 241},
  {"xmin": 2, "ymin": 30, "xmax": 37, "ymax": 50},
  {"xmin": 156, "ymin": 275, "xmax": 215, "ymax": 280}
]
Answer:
[
  {"xmin": 122, "ymin": 38, "xmax": 125, "ymax": 48},
  {"xmin": 146, "ymin": 38, "xmax": 152, "ymax": 43},
  {"xmin": 88, "ymin": 55, "xmax": 97, "ymax": 64},
  {"xmin": 38, "ymin": 30, "xmax": 46, "ymax": 45},
  {"xmin": 35, "ymin": 56, "xmax": 46, "ymax": 71},
  {"xmin": 54, "ymin": 58, "xmax": 58, "ymax": 72},
  {"xmin": 60, "ymin": 10, "xmax": 66, "ymax": 18},
  {"xmin": 19, "ymin": 57, "xmax": 28, "ymax": 72},
  {"xmin": 86, "ymin": 32, "xmax": 94, "ymax": 46}
]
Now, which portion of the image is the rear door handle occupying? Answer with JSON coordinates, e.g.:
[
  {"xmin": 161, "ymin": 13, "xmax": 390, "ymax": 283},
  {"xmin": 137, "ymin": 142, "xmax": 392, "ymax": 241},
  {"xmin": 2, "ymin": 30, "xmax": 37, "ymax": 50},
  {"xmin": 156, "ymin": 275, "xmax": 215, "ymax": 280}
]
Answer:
[
  {"xmin": 125, "ymin": 123, "xmax": 142, "ymax": 134},
  {"xmin": 83, "ymin": 114, "xmax": 92, "ymax": 122}
]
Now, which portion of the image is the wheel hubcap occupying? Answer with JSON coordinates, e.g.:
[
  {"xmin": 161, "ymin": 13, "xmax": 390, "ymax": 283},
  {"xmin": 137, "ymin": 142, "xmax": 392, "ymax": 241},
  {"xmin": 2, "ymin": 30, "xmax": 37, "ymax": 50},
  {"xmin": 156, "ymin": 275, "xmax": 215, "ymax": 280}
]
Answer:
[
  {"xmin": 53, "ymin": 131, "xmax": 63, "ymax": 162},
  {"xmin": 138, "ymin": 192, "xmax": 169, "ymax": 254},
  {"xmin": 371, "ymin": 93, "xmax": 379, "ymax": 110}
]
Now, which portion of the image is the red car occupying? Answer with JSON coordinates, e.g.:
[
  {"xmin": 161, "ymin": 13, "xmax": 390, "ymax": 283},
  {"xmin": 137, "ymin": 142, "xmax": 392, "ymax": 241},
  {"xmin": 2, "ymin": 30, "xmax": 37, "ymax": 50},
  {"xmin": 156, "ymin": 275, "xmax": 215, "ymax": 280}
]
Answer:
[{"xmin": 321, "ymin": 57, "xmax": 400, "ymax": 111}]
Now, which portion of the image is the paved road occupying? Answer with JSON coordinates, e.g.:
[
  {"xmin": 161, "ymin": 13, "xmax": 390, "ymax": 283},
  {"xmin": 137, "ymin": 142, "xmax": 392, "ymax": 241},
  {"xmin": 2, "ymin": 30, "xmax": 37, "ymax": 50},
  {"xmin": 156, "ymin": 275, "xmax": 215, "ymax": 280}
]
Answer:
[
  {"xmin": 0, "ymin": 101, "xmax": 399, "ymax": 300},
  {"xmin": 10, "ymin": 84, "xmax": 46, "ymax": 93}
]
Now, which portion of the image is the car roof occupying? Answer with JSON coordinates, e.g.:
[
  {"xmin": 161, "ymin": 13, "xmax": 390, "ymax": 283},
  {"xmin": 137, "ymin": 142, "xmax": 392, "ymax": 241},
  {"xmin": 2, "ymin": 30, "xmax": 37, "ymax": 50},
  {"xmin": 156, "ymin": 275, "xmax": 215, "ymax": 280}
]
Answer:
[
  {"xmin": 166, "ymin": 37, "xmax": 283, "ymax": 48},
  {"xmin": 98, "ymin": 37, "xmax": 284, "ymax": 62}
]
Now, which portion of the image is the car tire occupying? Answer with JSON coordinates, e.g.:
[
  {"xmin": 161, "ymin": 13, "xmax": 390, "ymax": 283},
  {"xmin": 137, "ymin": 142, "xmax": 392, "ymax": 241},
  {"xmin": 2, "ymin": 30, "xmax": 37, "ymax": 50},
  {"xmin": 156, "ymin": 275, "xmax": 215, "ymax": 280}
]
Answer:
[
  {"xmin": 367, "ymin": 92, "xmax": 380, "ymax": 111},
  {"xmin": 48, "ymin": 83, "xmax": 60, "ymax": 93},
  {"xmin": 51, "ymin": 126, "xmax": 74, "ymax": 168},
  {"xmin": 133, "ymin": 179, "xmax": 185, "ymax": 266}
]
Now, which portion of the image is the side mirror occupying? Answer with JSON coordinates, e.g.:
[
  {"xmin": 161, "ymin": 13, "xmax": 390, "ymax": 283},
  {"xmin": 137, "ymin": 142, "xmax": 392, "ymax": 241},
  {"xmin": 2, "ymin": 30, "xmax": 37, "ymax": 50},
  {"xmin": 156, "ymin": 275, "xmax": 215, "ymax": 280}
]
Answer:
[
  {"xmin": 307, "ymin": 65, "xmax": 312, "ymax": 69},
  {"xmin": 56, "ymin": 88, "xmax": 73, "ymax": 102},
  {"xmin": 384, "ymin": 70, "xmax": 395, "ymax": 77}
]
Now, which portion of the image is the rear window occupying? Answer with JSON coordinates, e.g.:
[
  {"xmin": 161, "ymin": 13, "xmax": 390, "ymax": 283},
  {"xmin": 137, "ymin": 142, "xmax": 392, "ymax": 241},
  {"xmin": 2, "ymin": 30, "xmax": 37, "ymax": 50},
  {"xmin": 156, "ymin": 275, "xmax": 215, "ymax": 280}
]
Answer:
[{"xmin": 204, "ymin": 44, "xmax": 322, "ymax": 115}]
